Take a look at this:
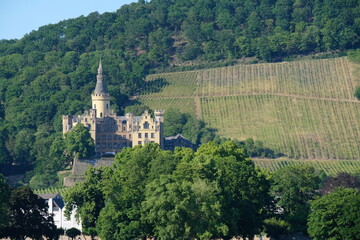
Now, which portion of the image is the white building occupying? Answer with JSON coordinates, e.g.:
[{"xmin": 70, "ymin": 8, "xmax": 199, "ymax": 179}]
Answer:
[{"xmin": 39, "ymin": 193, "xmax": 82, "ymax": 231}]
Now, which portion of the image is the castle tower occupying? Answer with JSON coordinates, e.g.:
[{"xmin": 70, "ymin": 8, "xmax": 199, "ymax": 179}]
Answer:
[
  {"xmin": 155, "ymin": 110, "xmax": 165, "ymax": 148},
  {"xmin": 92, "ymin": 59, "xmax": 111, "ymax": 118}
]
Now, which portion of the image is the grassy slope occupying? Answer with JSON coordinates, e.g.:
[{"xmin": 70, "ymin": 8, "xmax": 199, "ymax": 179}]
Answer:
[{"xmin": 136, "ymin": 57, "xmax": 360, "ymax": 160}]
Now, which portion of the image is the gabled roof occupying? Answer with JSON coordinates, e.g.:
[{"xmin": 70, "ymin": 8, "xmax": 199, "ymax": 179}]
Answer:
[
  {"xmin": 38, "ymin": 193, "xmax": 60, "ymax": 199},
  {"xmin": 165, "ymin": 134, "xmax": 187, "ymax": 140},
  {"xmin": 38, "ymin": 193, "xmax": 65, "ymax": 209}
]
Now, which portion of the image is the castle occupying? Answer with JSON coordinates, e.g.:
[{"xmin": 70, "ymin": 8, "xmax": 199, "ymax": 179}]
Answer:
[{"xmin": 62, "ymin": 60, "xmax": 164, "ymax": 156}]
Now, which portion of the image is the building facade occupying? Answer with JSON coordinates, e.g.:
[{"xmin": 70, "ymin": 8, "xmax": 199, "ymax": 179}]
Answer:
[
  {"xmin": 38, "ymin": 193, "xmax": 82, "ymax": 231},
  {"xmin": 62, "ymin": 60, "xmax": 164, "ymax": 156}
]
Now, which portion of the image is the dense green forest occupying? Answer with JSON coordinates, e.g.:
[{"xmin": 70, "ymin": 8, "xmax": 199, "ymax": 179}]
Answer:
[{"xmin": 0, "ymin": 0, "xmax": 359, "ymax": 186}]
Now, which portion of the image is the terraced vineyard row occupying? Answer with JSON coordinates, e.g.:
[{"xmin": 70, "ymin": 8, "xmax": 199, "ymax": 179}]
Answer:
[
  {"xmin": 253, "ymin": 159, "xmax": 360, "ymax": 176},
  {"xmin": 137, "ymin": 57, "xmax": 360, "ymax": 160},
  {"xmin": 34, "ymin": 187, "xmax": 69, "ymax": 195},
  {"xmin": 142, "ymin": 58, "xmax": 357, "ymax": 100}
]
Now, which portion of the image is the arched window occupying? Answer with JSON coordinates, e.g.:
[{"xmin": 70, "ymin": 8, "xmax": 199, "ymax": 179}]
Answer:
[
  {"xmin": 143, "ymin": 122, "xmax": 149, "ymax": 129},
  {"xmin": 100, "ymin": 112, "xmax": 103, "ymax": 117}
]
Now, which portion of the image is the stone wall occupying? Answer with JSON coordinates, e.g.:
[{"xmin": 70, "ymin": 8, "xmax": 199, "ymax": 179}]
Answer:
[{"xmin": 64, "ymin": 157, "xmax": 114, "ymax": 187}]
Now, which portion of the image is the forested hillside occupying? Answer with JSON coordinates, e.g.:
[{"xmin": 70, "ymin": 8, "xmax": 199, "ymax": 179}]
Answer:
[{"xmin": 0, "ymin": 0, "xmax": 359, "ymax": 186}]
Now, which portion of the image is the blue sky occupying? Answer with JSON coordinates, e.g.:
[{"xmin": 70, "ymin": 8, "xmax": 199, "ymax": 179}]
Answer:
[{"xmin": 0, "ymin": 0, "xmax": 135, "ymax": 40}]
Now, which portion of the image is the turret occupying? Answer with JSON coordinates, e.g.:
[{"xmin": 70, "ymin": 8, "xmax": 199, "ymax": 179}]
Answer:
[
  {"xmin": 92, "ymin": 59, "xmax": 111, "ymax": 118},
  {"xmin": 62, "ymin": 115, "xmax": 73, "ymax": 134},
  {"xmin": 154, "ymin": 110, "xmax": 165, "ymax": 148}
]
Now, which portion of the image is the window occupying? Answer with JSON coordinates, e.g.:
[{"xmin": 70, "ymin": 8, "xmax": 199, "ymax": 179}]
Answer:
[
  {"xmin": 143, "ymin": 122, "xmax": 149, "ymax": 129},
  {"xmin": 85, "ymin": 118, "xmax": 88, "ymax": 122},
  {"xmin": 138, "ymin": 133, "xmax": 142, "ymax": 138},
  {"xmin": 106, "ymin": 104, "xmax": 109, "ymax": 109},
  {"xmin": 108, "ymin": 143, "xmax": 112, "ymax": 148},
  {"xmin": 113, "ymin": 143, "xmax": 117, "ymax": 148},
  {"xmin": 102, "ymin": 143, "xmax": 106, "ymax": 149},
  {"xmin": 145, "ymin": 133, "xmax": 148, "ymax": 138},
  {"xmin": 108, "ymin": 135, "xmax": 112, "ymax": 140},
  {"xmin": 150, "ymin": 141, "xmax": 154, "ymax": 143},
  {"xmin": 151, "ymin": 133, "xmax": 155, "ymax": 138},
  {"xmin": 123, "ymin": 126, "xmax": 126, "ymax": 131},
  {"xmin": 96, "ymin": 143, "xmax": 100, "ymax": 148},
  {"xmin": 138, "ymin": 141, "xmax": 142, "ymax": 145},
  {"xmin": 100, "ymin": 112, "xmax": 103, "ymax": 117},
  {"xmin": 102, "ymin": 135, "xmax": 106, "ymax": 140},
  {"xmin": 114, "ymin": 135, "xmax": 117, "ymax": 140}
]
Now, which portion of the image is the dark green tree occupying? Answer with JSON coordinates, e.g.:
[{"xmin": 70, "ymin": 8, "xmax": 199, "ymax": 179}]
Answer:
[
  {"xmin": 308, "ymin": 188, "xmax": 360, "ymax": 240},
  {"xmin": 2, "ymin": 186, "xmax": 58, "ymax": 240},
  {"xmin": 64, "ymin": 167, "xmax": 110, "ymax": 239},
  {"xmin": 271, "ymin": 164, "xmax": 321, "ymax": 234},
  {"xmin": 0, "ymin": 174, "xmax": 10, "ymax": 229},
  {"xmin": 355, "ymin": 86, "xmax": 360, "ymax": 100},
  {"xmin": 96, "ymin": 143, "xmax": 162, "ymax": 240},
  {"xmin": 64, "ymin": 123, "xmax": 95, "ymax": 158},
  {"xmin": 66, "ymin": 227, "xmax": 81, "ymax": 240},
  {"xmin": 0, "ymin": 128, "xmax": 10, "ymax": 165},
  {"xmin": 143, "ymin": 176, "xmax": 226, "ymax": 240}
]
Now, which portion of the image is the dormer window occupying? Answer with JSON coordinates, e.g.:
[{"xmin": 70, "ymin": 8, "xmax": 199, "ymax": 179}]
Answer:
[{"xmin": 143, "ymin": 122, "xmax": 149, "ymax": 129}]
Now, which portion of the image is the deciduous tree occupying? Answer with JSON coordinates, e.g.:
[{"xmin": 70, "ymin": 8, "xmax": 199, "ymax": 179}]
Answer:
[
  {"xmin": 271, "ymin": 165, "xmax": 321, "ymax": 234},
  {"xmin": 308, "ymin": 188, "xmax": 360, "ymax": 240},
  {"xmin": 64, "ymin": 123, "xmax": 95, "ymax": 158},
  {"xmin": 64, "ymin": 167, "xmax": 110, "ymax": 239},
  {"xmin": 2, "ymin": 186, "xmax": 58, "ymax": 240}
]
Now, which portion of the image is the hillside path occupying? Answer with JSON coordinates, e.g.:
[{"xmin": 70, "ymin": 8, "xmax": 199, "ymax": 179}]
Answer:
[{"xmin": 136, "ymin": 92, "xmax": 360, "ymax": 103}]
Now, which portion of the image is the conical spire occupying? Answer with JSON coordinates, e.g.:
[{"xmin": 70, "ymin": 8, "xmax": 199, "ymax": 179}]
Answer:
[{"xmin": 94, "ymin": 58, "xmax": 108, "ymax": 94}]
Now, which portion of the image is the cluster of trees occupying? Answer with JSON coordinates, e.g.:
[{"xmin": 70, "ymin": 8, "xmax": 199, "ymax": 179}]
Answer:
[
  {"xmin": 163, "ymin": 108, "xmax": 281, "ymax": 158},
  {"xmin": 64, "ymin": 141, "xmax": 360, "ymax": 239},
  {"xmin": 0, "ymin": 175, "xmax": 61, "ymax": 239},
  {"xmin": 28, "ymin": 123, "xmax": 94, "ymax": 188},
  {"xmin": 163, "ymin": 108, "xmax": 216, "ymax": 145}
]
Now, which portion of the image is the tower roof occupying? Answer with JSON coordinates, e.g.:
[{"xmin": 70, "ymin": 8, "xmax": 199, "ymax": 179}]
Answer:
[{"xmin": 94, "ymin": 59, "xmax": 108, "ymax": 95}]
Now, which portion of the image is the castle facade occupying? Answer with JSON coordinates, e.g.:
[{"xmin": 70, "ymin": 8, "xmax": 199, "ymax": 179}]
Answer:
[{"xmin": 62, "ymin": 60, "xmax": 164, "ymax": 156}]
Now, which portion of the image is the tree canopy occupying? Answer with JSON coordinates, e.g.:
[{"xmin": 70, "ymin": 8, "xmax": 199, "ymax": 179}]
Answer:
[
  {"xmin": 64, "ymin": 141, "xmax": 272, "ymax": 240},
  {"xmin": 0, "ymin": 174, "xmax": 10, "ymax": 228},
  {"xmin": 64, "ymin": 166, "xmax": 111, "ymax": 238},
  {"xmin": 271, "ymin": 164, "xmax": 321, "ymax": 234},
  {"xmin": 308, "ymin": 188, "xmax": 360, "ymax": 240},
  {"xmin": 64, "ymin": 123, "xmax": 95, "ymax": 159},
  {"xmin": 0, "ymin": 186, "xmax": 58, "ymax": 240}
]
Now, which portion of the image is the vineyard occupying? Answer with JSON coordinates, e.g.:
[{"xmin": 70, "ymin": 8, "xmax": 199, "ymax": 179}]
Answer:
[
  {"xmin": 137, "ymin": 57, "xmax": 360, "ymax": 160},
  {"xmin": 34, "ymin": 187, "xmax": 69, "ymax": 195},
  {"xmin": 253, "ymin": 159, "xmax": 360, "ymax": 175}
]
